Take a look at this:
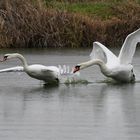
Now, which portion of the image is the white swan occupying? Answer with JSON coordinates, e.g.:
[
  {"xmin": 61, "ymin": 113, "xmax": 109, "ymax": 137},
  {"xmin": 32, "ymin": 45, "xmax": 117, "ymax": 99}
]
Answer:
[
  {"xmin": 73, "ymin": 28, "xmax": 140, "ymax": 83},
  {"xmin": 0, "ymin": 53, "xmax": 60, "ymax": 84}
]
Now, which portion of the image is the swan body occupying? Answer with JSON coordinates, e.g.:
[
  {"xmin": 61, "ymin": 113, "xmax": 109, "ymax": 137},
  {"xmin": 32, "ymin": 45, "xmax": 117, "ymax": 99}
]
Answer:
[
  {"xmin": 73, "ymin": 28, "xmax": 140, "ymax": 82},
  {"xmin": 1, "ymin": 53, "xmax": 60, "ymax": 84},
  {"xmin": 24, "ymin": 65, "xmax": 59, "ymax": 82}
]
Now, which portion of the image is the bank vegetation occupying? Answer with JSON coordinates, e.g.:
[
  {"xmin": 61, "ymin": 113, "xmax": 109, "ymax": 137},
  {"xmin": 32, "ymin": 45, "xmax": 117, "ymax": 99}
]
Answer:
[{"xmin": 0, "ymin": 0, "xmax": 140, "ymax": 48}]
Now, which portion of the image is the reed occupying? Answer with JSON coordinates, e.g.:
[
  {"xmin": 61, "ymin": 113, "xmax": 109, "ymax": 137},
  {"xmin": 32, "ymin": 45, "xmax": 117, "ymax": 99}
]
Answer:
[{"xmin": 0, "ymin": 0, "xmax": 139, "ymax": 48}]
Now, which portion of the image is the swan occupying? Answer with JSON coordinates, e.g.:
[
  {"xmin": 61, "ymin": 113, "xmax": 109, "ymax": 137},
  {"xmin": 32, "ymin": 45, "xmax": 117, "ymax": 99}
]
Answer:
[
  {"xmin": 0, "ymin": 53, "xmax": 60, "ymax": 84},
  {"xmin": 73, "ymin": 28, "xmax": 140, "ymax": 83}
]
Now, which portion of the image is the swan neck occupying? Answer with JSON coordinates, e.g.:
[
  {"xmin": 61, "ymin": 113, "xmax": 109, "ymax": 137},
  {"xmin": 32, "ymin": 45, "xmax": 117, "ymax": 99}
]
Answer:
[
  {"xmin": 16, "ymin": 54, "xmax": 28, "ymax": 69},
  {"xmin": 80, "ymin": 59, "xmax": 109, "ymax": 75},
  {"xmin": 80, "ymin": 59, "xmax": 103, "ymax": 68}
]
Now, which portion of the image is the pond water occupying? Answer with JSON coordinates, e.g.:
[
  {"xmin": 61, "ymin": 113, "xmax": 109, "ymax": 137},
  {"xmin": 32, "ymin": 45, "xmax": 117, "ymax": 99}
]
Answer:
[{"xmin": 0, "ymin": 48, "xmax": 140, "ymax": 140}]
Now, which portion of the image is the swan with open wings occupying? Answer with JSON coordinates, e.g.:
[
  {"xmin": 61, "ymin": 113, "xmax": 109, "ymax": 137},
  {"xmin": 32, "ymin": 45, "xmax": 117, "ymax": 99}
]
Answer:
[{"xmin": 73, "ymin": 28, "xmax": 140, "ymax": 83}]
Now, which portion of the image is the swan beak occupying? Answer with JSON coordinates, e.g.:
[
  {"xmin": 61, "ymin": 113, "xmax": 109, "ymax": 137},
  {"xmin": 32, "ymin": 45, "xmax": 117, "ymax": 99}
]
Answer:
[{"xmin": 73, "ymin": 65, "xmax": 80, "ymax": 73}]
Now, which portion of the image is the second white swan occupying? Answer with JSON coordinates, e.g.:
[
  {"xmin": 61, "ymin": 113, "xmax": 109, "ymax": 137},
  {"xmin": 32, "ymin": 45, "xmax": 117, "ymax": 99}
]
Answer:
[{"xmin": 73, "ymin": 28, "xmax": 140, "ymax": 83}]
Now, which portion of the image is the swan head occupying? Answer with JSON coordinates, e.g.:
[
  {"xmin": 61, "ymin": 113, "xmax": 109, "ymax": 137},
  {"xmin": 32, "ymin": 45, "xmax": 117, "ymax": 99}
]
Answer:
[
  {"xmin": 2, "ymin": 53, "xmax": 20, "ymax": 61},
  {"xmin": 73, "ymin": 65, "xmax": 81, "ymax": 73},
  {"xmin": 3, "ymin": 54, "xmax": 14, "ymax": 61}
]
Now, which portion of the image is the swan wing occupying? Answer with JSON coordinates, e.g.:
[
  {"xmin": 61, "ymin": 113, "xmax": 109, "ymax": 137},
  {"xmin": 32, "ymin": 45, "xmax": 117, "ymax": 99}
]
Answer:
[
  {"xmin": 41, "ymin": 66, "xmax": 59, "ymax": 73},
  {"xmin": 41, "ymin": 67, "xmax": 59, "ymax": 79},
  {"xmin": 41, "ymin": 69, "xmax": 55, "ymax": 73},
  {"xmin": 118, "ymin": 28, "xmax": 140, "ymax": 64},
  {"xmin": 90, "ymin": 42, "xmax": 119, "ymax": 68},
  {"xmin": 0, "ymin": 66, "xmax": 24, "ymax": 73}
]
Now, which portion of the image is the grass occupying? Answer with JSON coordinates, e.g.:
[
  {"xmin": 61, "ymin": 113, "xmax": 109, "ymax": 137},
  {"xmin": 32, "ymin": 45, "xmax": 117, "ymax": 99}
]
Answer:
[
  {"xmin": 49, "ymin": 2, "xmax": 113, "ymax": 20},
  {"xmin": 46, "ymin": 0, "xmax": 130, "ymax": 20}
]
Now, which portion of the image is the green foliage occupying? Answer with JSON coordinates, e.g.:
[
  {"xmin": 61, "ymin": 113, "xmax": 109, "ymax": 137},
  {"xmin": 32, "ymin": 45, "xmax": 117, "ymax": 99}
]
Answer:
[{"xmin": 50, "ymin": 2, "xmax": 113, "ymax": 19}]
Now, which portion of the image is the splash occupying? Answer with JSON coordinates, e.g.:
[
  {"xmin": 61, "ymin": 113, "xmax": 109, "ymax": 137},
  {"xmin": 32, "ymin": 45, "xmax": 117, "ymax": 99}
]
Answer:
[
  {"xmin": 58, "ymin": 65, "xmax": 88, "ymax": 84},
  {"xmin": 58, "ymin": 65, "xmax": 71, "ymax": 75}
]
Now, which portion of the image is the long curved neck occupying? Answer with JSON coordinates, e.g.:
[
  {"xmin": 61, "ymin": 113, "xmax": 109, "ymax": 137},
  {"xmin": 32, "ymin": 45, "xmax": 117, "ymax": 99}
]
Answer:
[
  {"xmin": 15, "ymin": 54, "xmax": 28, "ymax": 69},
  {"xmin": 79, "ymin": 59, "xmax": 110, "ymax": 75}
]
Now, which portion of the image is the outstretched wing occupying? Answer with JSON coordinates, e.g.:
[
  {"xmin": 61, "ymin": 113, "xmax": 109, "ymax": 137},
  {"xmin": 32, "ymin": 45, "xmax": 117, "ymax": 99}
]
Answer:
[
  {"xmin": 90, "ymin": 42, "xmax": 119, "ymax": 68},
  {"xmin": 0, "ymin": 66, "xmax": 24, "ymax": 73},
  {"xmin": 118, "ymin": 28, "xmax": 140, "ymax": 64}
]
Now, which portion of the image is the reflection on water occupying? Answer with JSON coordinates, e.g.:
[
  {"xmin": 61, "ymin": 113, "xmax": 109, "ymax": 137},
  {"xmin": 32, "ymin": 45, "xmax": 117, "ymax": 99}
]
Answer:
[{"xmin": 0, "ymin": 49, "xmax": 140, "ymax": 140}]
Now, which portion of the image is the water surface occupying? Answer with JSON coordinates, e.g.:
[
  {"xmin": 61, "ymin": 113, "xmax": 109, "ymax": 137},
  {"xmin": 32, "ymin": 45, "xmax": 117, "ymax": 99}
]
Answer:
[{"xmin": 0, "ymin": 48, "xmax": 140, "ymax": 140}]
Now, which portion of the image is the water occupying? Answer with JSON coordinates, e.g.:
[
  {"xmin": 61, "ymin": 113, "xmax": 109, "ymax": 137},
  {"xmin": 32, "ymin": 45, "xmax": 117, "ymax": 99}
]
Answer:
[{"xmin": 0, "ymin": 48, "xmax": 140, "ymax": 140}]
